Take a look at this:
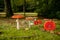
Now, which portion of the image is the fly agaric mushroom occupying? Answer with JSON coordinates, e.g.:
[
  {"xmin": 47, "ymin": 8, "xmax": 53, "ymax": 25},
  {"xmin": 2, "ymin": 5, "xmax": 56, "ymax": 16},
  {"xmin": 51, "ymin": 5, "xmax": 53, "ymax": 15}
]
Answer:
[
  {"xmin": 25, "ymin": 17, "xmax": 34, "ymax": 28},
  {"xmin": 34, "ymin": 19, "xmax": 42, "ymax": 25},
  {"xmin": 37, "ymin": 19, "xmax": 42, "ymax": 24},
  {"xmin": 44, "ymin": 20, "xmax": 56, "ymax": 31},
  {"xmin": 12, "ymin": 14, "xmax": 24, "ymax": 30}
]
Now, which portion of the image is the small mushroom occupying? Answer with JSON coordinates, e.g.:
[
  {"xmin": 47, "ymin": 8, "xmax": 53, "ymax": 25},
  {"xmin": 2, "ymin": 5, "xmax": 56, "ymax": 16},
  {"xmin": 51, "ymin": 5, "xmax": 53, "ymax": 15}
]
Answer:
[
  {"xmin": 25, "ymin": 17, "xmax": 34, "ymax": 28},
  {"xmin": 37, "ymin": 19, "xmax": 42, "ymax": 24},
  {"xmin": 12, "ymin": 14, "xmax": 24, "ymax": 30},
  {"xmin": 34, "ymin": 19, "xmax": 42, "ymax": 25}
]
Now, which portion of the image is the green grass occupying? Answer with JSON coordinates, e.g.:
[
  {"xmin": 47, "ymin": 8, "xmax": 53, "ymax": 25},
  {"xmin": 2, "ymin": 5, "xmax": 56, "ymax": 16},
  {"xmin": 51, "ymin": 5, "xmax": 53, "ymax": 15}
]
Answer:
[
  {"xmin": 0, "ymin": 18, "xmax": 60, "ymax": 40},
  {"xmin": 0, "ymin": 26, "xmax": 60, "ymax": 40}
]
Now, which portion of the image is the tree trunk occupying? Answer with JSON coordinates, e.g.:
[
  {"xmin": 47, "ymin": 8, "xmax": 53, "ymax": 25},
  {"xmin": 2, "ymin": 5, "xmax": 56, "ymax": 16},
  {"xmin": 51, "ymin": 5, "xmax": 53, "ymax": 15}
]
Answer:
[
  {"xmin": 23, "ymin": 0, "xmax": 26, "ymax": 17},
  {"xmin": 4, "ymin": 0, "xmax": 13, "ymax": 17}
]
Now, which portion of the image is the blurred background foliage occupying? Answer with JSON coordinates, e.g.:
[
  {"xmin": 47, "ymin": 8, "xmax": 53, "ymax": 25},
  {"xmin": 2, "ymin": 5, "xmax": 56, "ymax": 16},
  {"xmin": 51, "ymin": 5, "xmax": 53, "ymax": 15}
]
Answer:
[{"xmin": 0, "ymin": 0, "xmax": 60, "ymax": 19}]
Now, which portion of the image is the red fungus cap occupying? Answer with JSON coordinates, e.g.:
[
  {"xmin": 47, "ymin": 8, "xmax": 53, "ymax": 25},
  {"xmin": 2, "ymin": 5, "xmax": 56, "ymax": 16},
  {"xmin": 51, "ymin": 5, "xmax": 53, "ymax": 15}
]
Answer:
[
  {"xmin": 34, "ymin": 19, "xmax": 42, "ymax": 25},
  {"xmin": 12, "ymin": 14, "xmax": 24, "ymax": 19},
  {"xmin": 44, "ymin": 20, "xmax": 56, "ymax": 31},
  {"xmin": 34, "ymin": 21, "xmax": 38, "ymax": 25},
  {"xmin": 37, "ymin": 19, "xmax": 42, "ymax": 24}
]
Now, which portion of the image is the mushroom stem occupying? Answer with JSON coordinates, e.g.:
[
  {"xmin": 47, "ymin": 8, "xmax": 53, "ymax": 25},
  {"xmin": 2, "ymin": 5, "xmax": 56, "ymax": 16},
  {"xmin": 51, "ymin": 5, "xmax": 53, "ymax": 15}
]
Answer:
[
  {"xmin": 16, "ymin": 18, "xmax": 20, "ymax": 30},
  {"xmin": 29, "ymin": 21, "xmax": 30, "ymax": 28}
]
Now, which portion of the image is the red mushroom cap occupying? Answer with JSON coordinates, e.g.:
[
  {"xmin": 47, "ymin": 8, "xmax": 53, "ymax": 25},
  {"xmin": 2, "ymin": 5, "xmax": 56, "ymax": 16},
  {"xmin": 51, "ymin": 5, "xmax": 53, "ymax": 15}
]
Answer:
[
  {"xmin": 12, "ymin": 14, "xmax": 24, "ymax": 19},
  {"xmin": 34, "ymin": 21, "xmax": 38, "ymax": 25},
  {"xmin": 44, "ymin": 20, "xmax": 56, "ymax": 31},
  {"xmin": 34, "ymin": 19, "xmax": 42, "ymax": 25},
  {"xmin": 37, "ymin": 19, "xmax": 42, "ymax": 24}
]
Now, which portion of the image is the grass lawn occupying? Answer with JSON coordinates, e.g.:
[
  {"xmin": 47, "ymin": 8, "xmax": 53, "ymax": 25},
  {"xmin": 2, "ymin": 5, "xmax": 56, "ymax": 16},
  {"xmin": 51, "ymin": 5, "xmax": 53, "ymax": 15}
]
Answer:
[{"xmin": 0, "ymin": 18, "xmax": 60, "ymax": 40}]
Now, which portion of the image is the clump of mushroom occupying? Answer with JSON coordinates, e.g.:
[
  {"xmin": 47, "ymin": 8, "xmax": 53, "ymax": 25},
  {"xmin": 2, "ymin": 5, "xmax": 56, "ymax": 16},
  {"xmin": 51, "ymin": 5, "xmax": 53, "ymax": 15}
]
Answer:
[{"xmin": 25, "ymin": 17, "xmax": 34, "ymax": 28}]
